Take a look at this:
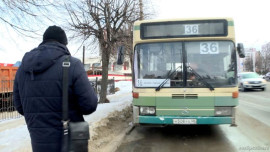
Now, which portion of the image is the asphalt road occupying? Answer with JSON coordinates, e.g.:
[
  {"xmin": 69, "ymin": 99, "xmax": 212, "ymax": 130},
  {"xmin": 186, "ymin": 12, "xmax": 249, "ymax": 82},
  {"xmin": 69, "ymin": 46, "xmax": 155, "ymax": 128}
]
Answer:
[
  {"xmin": 116, "ymin": 83, "xmax": 270, "ymax": 152},
  {"xmin": 238, "ymin": 82, "xmax": 270, "ymax": 126}
]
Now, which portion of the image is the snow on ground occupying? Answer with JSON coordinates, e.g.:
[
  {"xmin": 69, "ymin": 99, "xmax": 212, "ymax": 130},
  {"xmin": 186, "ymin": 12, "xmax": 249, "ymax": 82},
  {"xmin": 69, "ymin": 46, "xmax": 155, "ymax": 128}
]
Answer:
[
  {"xmin": 84, "ymin": 81, "xmax": 132, "ymax": 127},
  {"xmin": 0, "ymin": 81, "xmax": 132, "ymax": 152},
  {"xmin": 0, "ymin": 124, "xmax": 30, "ymax": 152}
]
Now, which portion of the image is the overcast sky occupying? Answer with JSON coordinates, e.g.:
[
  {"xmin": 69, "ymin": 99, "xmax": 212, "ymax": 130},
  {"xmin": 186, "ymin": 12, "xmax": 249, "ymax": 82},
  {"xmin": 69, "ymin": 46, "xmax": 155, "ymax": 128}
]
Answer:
[
  {"xmin": 152, "ymin": 0, "xmax": 270, "ymax": 47},
  {"xmin": 0, "ymin": 0, "xmax": 270, "ymax": 63}
]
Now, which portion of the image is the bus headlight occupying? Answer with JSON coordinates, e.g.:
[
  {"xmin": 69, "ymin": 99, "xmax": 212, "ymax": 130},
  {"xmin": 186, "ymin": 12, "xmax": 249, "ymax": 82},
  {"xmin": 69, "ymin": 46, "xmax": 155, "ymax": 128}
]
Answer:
[
  {"xmin": 140, "ymin": 106, "xmax": 156, "ymax": 115},
  {"xmin": 215, "ymin": 107, "xmax": 232, "ymax": 116}
]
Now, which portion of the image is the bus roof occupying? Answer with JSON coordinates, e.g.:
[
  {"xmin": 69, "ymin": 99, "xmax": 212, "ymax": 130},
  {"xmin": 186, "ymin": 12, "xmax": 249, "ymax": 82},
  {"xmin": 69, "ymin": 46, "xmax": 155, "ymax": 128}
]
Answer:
[{"xmin": 134, "ymin": 18, "xmax": 234, "ymax": 25}]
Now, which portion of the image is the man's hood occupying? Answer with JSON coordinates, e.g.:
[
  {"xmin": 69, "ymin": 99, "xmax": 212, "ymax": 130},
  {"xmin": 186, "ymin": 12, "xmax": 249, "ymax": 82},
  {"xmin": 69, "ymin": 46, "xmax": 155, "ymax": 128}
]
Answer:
[{"xmin": 22, "ymin": 42, "xmax": 70, "ymax": 75}]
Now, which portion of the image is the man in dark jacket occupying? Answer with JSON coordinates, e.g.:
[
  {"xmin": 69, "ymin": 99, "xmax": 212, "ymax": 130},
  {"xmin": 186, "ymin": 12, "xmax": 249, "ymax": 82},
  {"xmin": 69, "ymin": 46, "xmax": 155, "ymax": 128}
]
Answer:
[{"xmin": 13, "ymin": 26, "xmax": 98, "ymax": 152}]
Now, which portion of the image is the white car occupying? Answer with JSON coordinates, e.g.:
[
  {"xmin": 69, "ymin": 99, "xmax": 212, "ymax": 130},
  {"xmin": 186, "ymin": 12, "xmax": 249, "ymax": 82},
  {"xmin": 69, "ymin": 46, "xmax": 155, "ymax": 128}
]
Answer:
[{"xmin": 238, "ymin": 72, "xmax": 267, "ymax": 91}]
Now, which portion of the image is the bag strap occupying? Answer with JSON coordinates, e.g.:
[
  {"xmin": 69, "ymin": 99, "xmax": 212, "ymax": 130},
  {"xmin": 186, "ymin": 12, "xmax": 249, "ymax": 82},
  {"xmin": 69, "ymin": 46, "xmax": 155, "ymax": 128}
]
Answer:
[
  {"xmin": 62, "ymin": 55, "xmax": 71, "ymax": 152},
  {"xmin": 62, "ymin": 55, "xmax": 70, "ymax": 122}
]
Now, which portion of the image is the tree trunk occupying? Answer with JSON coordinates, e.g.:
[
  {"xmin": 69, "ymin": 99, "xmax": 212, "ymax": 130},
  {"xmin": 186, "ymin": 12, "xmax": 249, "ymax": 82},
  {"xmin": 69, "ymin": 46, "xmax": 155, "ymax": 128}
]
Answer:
[{"xmin": 99, "ymin": 43, "xmax": 110, "ymax": 103}]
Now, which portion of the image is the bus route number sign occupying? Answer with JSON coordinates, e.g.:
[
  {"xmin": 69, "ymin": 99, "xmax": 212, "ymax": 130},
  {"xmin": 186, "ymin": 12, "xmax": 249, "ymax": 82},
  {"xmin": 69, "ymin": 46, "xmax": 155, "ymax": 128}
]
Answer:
[
  {"xmin": 185, "ymin": 24, "xmax": 199, "ymax": 35},
  {"xmin": 200, "ymin": 42, "xmax": 219, "ymax": 54}
]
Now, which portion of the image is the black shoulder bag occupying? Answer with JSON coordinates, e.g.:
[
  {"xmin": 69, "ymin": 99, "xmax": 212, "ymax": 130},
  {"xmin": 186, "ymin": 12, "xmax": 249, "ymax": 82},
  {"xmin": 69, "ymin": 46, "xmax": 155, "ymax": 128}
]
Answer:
[{"xmin": 62, "ymin": 56, "xmax": 90, "ymax": 152}]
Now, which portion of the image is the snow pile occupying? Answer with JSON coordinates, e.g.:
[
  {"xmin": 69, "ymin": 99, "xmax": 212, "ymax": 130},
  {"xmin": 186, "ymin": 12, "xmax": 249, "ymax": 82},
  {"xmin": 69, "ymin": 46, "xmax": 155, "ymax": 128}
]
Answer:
[
  {"xmin": 88, "ymin": 106, "xmax": 133, "ymax": 152},
  {"xmin": 85, "ymin": 80, "xmax": 132, "ymax": 124},
  {"xmin": 0, "ymin": 81, "xmax": 132, "ymax": 152}
]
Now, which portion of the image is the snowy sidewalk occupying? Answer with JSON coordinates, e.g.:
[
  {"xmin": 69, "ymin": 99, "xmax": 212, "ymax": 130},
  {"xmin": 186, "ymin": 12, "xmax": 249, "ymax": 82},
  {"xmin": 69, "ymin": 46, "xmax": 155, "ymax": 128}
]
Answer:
[{"xmin": 0, "ymin": 81, "xmax": 132, "ymax": 152}]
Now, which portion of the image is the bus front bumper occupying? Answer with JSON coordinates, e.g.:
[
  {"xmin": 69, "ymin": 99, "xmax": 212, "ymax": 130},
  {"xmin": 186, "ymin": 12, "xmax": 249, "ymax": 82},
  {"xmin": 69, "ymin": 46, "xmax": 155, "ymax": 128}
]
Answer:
[{"xmin": 138, "ymin": 116, "xmax": 232, "ymax": 125}]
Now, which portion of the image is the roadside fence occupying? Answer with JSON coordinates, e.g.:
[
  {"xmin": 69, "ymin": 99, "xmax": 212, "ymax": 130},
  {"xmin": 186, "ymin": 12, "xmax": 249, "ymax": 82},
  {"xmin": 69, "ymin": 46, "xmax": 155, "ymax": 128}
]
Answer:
[
  {"xmin": 90, "ymin": 77, "xmax": 115, "ymax": 96},
  {"xmin": 1, "ymin": 77, "xmax": 116, "ymax": 122},
  {"xmin": 0, "ymin": 80, "xmax": 22, "ymax": 122}
]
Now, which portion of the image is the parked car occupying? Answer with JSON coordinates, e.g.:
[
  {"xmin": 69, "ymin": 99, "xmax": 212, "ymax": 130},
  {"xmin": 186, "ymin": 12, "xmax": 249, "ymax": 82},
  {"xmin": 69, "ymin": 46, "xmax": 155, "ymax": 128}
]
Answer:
[
  {"xmin": 238, "ymin": 72, "xmax": 267, "ymax": 91},
  {"xmin": 265, "ymin": 72, "xmax": 270, "ymax": 80}
]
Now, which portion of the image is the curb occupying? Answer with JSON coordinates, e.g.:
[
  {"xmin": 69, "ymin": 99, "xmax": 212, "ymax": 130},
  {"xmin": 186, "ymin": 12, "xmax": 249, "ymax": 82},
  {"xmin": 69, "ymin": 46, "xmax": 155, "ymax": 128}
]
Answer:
[{"xmin": 110, "ymin": 125, "xmax": 135, "ymax": 152}]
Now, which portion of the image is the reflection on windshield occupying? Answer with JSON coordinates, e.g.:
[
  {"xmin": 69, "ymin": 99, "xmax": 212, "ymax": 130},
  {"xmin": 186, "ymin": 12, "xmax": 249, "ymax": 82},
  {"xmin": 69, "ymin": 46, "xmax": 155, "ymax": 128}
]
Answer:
[
  {"xmin": 134, "ymin": 41, "xmax": 236, "ymax": 88},
  {"xmin": 187, "ymin": 65, "xmax": 214, "ymax": 91},
  {"xmin": 156, "ymin": 66, "xmax": 182, "ymax": 91},
  {"xmin": 185, "ymin": 41, "xmax": 236, "ymax": 87}
]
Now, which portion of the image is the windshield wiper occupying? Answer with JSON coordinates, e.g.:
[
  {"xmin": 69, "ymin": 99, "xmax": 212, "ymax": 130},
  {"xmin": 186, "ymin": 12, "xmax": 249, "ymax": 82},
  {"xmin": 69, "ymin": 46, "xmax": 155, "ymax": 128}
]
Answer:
[
  {"xmin": 155, "ymin": 66, "xmax": 181, "ymax": 91},
  {"xmin": 187, "ymin": 66, "xmax": 215, "ymax": 91}
]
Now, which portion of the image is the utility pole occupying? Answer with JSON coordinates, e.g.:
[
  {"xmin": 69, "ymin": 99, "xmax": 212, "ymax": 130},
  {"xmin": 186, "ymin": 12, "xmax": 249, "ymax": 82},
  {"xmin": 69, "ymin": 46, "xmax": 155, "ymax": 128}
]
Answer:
[
  {"xmin": 139, "ymin": 0, "xmax": 143, "ymax": 20},
  {"xmin": 83, "ymin": 46, "xmax": 85, "ymax": 65}
]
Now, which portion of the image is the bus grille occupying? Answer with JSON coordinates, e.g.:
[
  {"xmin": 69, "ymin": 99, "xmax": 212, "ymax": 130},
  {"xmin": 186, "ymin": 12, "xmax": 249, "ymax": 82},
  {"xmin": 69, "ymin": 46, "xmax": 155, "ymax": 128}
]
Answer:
[{"xmin": 172, "ymin": 94, "xmax": 198, "ymax": 99}]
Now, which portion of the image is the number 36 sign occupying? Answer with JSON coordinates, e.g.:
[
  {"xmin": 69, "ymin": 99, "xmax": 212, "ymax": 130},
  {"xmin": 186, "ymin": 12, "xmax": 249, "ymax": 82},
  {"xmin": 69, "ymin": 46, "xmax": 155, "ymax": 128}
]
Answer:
[{"xmin": 200, "ymin": 42, "xmax": 219, "ymax": 54}]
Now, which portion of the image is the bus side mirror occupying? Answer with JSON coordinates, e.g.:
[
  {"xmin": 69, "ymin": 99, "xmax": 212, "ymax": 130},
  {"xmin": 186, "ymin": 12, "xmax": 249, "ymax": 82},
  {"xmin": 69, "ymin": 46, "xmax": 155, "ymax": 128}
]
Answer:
[
  {"xmin": 237, "ymin": 43, "xmax": 245, "ymax": 58},
  {"xmin": 117, "ymin": 46, "xmax": 125, "ymax": 65}
]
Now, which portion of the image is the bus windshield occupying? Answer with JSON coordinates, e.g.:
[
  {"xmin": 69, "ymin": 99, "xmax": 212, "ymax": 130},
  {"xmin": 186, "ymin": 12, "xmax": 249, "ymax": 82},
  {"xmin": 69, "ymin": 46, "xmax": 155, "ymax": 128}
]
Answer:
[{"xmin": 134, "ymin": 41, "xmax": 236, "ymax": 88}]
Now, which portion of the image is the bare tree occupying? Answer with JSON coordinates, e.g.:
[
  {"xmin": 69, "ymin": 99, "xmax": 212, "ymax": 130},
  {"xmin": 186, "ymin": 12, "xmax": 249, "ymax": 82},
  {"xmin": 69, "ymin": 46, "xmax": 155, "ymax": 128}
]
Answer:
[
  {"xmin": 0, "ymin": 0, "xmax": 56, "ymax": 37},
  {"xmin": 64, "ymin": 0, "xmax": 140, "ymax": 103},
  {"xmin": 255, "ymin": 51, "xmax": 263, "ymax": 74},
  {"xmin": 244, "ymin": 57, "xmax": 253, "ymax": 72},
  {"xmin": 1, "ymin": 0, "xmax": 154, "ymax": 103},
  {"xmin": 261, "ymin": 42, "xmax": 270, "ymax": 74},
  {"xmin": 114, "ymin": 0, "xmax": 154, "ymax": 78}
]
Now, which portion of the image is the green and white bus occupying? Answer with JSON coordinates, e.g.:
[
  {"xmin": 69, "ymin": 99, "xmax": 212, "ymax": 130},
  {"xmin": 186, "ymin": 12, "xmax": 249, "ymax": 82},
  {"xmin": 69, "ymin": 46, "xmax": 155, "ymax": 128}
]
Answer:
[{"xmin": 122, "ymin": 18, "xmax": 245, "ymax": 126}]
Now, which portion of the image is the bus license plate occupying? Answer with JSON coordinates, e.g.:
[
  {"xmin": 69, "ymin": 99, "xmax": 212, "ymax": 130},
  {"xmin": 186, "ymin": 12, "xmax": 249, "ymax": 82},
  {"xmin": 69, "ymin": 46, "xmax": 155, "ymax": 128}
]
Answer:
[{"xmin": 173, "ymin": 119, "xmax": 197, "ymax": 124}]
